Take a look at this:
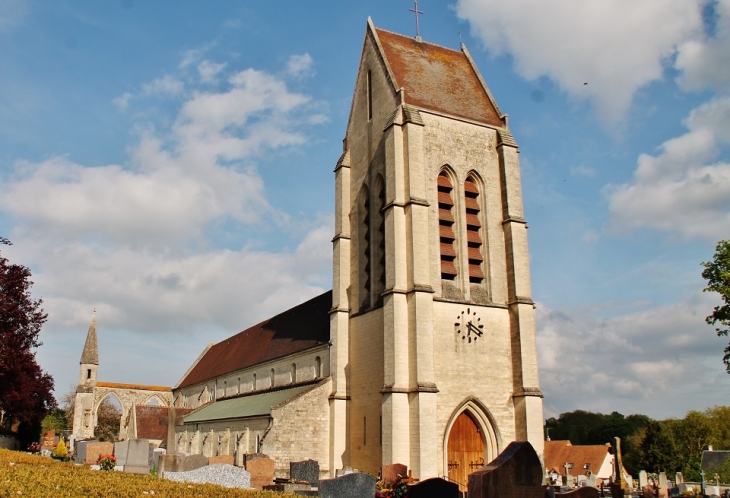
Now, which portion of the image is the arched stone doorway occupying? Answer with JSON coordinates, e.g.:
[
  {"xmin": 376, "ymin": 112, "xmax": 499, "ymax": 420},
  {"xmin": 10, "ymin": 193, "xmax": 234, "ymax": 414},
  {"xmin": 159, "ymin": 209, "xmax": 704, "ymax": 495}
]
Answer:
[{"xmin": 443, "ymin": 400, "xmax": 500, "ymax": 491}]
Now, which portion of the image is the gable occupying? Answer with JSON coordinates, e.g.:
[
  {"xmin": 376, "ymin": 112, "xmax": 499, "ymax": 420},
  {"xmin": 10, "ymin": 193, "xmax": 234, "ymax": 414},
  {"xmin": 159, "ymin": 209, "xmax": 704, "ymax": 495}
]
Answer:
[
  {"xmin": 374, "ymin": 27, "xmax": 504, "ymax": 127},
  {"xmin": 177, "ymin": 291, "xmax": 331, "ymax": 388}
]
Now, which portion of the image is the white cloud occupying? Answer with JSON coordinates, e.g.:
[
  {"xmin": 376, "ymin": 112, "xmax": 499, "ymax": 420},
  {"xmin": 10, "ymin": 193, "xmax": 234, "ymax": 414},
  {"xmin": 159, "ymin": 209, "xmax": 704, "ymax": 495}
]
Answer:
[
  {"xmin": 676, "ymin": 0, "xmax": 730, "ymax": 93},
  {"xmin": 143, "ymin": 75, "xmax": 185, "ymax": 97},
  {"xmin": 537, "ymin": 292, "xmax": 730, "ymax": 418},
  {"xmin": 455, "ymin": 0, "xmax": 704, "ymax": 124},
  {"xmin": 286, "ymin": 53, "xmax": 314, "ymax": 78},
  {"xmin": 197, "ymin": 60, "xmax": 226, "ymax": 84},
  {"xmin": 606, "ymin": 96, "xmax": 730, "ymax": 240},
  {"xmin": 112, "ymin": 92, "xmax": 132, "ymax": 111}
]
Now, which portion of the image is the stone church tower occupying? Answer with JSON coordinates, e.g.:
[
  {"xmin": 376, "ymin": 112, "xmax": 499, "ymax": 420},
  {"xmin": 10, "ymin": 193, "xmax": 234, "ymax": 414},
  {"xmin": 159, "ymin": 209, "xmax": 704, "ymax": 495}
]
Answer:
[
  {"xmin": 72, "ymin": 311, "xmax": 99, "ymax": 438},
  {"xmin": 329, "ymin": 19, "xmax": 544, "ymax": 485}
]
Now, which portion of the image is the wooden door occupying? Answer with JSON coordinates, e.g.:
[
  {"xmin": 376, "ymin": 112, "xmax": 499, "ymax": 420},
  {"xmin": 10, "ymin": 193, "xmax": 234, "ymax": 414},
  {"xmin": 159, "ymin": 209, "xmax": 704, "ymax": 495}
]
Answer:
[{"xmin": 447, "ymin": 412, "xmax": 485, "ymax": 491}]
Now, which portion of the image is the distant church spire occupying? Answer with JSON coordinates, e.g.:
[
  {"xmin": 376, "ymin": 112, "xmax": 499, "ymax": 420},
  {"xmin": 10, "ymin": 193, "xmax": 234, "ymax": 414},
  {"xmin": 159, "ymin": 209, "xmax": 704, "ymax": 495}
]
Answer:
[{"xmin": 80, "ymin": 310, "xmax": 99, "ymax": 365}]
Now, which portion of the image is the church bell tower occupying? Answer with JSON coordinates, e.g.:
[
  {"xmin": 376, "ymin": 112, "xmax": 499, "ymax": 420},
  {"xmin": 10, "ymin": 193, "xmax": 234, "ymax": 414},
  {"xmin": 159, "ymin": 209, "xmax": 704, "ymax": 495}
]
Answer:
[{"xmin": 329, "ymin": 19, "xmax": 544, "ymax": 485}]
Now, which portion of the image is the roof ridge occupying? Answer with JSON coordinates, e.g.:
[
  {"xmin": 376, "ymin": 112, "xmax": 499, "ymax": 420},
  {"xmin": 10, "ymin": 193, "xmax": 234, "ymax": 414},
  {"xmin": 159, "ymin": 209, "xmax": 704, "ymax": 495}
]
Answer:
[{"xmin": 373, "ymin": 26, "xmax": 463, "ymax": 55}]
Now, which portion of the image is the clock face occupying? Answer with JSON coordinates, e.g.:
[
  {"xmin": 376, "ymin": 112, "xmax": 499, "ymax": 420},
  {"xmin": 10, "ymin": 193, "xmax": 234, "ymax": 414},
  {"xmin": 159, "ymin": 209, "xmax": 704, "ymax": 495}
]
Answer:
[{"xmin": 455, "ymin": 308, "xmax": 484, "ymax": 343}]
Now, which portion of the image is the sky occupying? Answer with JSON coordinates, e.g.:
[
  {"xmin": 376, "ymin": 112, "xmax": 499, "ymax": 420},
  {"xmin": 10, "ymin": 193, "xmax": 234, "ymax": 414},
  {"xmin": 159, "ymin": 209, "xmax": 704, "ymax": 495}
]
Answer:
[{"xmin": 1, "ymin": 0, "xmax": 729, "ymax": 422}]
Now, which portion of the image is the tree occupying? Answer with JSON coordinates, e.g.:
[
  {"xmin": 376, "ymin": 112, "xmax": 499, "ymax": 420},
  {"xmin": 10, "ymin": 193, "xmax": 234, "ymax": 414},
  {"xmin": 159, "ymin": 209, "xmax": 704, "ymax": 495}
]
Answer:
[
  {"xmin": 93, "ymin": 399, "xmax": 122, "ymax": 442},
  {"xmin": 0, "ymin": 237, "xmax": 56, "ymax": 435},
  {"xmin": 702, "ymin": 240, "xmax": 730, "ymax": 373}
]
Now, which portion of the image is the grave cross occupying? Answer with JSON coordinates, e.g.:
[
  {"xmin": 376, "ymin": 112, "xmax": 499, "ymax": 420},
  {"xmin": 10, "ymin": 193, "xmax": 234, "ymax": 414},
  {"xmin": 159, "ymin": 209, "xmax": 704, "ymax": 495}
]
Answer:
[
  {"xmin": 160, "ymin": 406, "xmax": 185, "ymax": 453},
  {"xmin": 409, "ymin": 0, "xmax": 424, "ymax": 41}
]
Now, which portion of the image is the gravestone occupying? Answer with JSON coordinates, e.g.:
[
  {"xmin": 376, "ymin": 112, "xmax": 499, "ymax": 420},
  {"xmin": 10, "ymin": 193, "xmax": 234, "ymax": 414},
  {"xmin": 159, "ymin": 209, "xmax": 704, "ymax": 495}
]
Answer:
[
  {"xmin": 290, "ymin": 459, "xmax": 320, "ymax": 486},
  {"xmin": 124, "ymin": 439, "xmax": 152, "ymax": 474},
  {"xmin": 674, "ymin": 472, "xmax": 683, "ymax": 484},
  {"xmin": 706, "ymin": 485, "xmax": 720, "ymax": 496},
  {"xmin": 73, "ymin": 440, "xmax": 97, "ymax": 464},
  {"xmin": 555, "ymin": 488, "xmax": 599, "ymax": 498},
  {"xmin": 85, "ymin": 441, "xmax": 114, "ymax": 465},
  {"xmin": 639, "ymin": 470, "xmax": 648, "ymax": 488},
  {"xmin": 114, "ymin": 440, "xmax": 130, "ymax": 467},
  {"xmin": 408, "ymin": 477, "xmax": 459, "ymax": 498},
  {"xmin": 245, "ymin": 454, "xmax": 275, "ymax": 489},
  {"xmin": 160, "ymin": 453, "xmax": 209, "ymax": 473},
  {"xmin": 41, "ymin": 430, "xmax": 55, "ymax": 451},
  {"xmin": 152, "ymin": 448, "xmax": 166, "ymax": 470},
  {"xmin": 468, "ymin": 441, "xmax": 544, "ymax": 498},
  {"xmin": 209, "ymin": 455, "xmax": 234, "ymax": 465},
  {"xmin": 657, "ymin": 472, "xmax": 669, "ymax": 498},
  {"xmin": 319, "ymin": 472, "xmax": 376, "ymax": 498},
  {"xmin": 381, "ymin": 463, "xmax": 408, "ymax": 486},
  {"xmin": 609, "ymin": 437, "xmax": 632, "ymax": 498}
]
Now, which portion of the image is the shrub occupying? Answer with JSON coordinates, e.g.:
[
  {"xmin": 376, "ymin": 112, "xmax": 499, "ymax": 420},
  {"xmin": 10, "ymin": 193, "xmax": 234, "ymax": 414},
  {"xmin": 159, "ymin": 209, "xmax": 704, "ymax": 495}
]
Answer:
[{"xmin": 51, "ymin": 439, "xmax": 67, "ymax": 459}]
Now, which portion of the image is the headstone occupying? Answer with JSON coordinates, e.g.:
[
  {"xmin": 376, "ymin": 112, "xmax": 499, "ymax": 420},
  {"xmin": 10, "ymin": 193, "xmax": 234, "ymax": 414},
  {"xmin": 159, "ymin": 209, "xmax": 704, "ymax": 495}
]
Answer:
[
  {"xmin": 674, "ymin": 472, "xmax": 683, "ymax": 484},
  {"xmin": 85, "ymin": 441, "xmax": 114, "ymax": 465},
  {"xmin": 209, "ymin": 455, "xmax": 234, "ymax": 465},
  {"xmin": 381, "ymin": 463, "xmax": 408, "ymax": 486},
  {"xmin": 408, "ymin": 477, "xmax": 459, "ymax": 498},
  {"xmin": 319, "ymin": 472, "xmax": 376, "ymax": 498},
  {"xmin": 41, "ymin": 430, "xmax": 55, "ymax": 451},
  {"xmin": 565, "ymin": 474, "xmax": 576, "ymax": 488},
  {"xmin": 706, "ymin": 485, "xmax": 720, "ymax": 497},
  {"xmin": 245, "ymin": 454, "xmax": 275, "ymax": 489},
  {"xmin": 152, "ymin": 448, "xmax": 166, "ymax": 471},
  {"xmin": 468, "ymin": 441, "xmax": 544, "ymax": 498},
  {"xmin": 555, "ymin": 488, "xmax": 600, "ymax": 498},
  {"xmin": 290, "ymin": 459, "xmax": 320, "ymax": 487},
  {"xmin": 124, "ymin": 439, "xmax": 152, "ymax": 474},
  {"xmin": 161, "ymin": 453, "xmax": 209, "ymax": 473},
  {"xmin": 114, "ymin": 440, "xmax": 130, "ymax": 467},
  {"xmin": 73, "ymin": 440, "xmax": 97, "ymax": 465},
  {"xmin": 678, "ymin": 483, "xmax": 695, "ymax": 495},
  {"xmin": 639, "ymin": 470, "xmax": 648, "ymax": 488},
  {"xmin": 658, "ymin": 472, "xmax": 668, "ymax": 487}
]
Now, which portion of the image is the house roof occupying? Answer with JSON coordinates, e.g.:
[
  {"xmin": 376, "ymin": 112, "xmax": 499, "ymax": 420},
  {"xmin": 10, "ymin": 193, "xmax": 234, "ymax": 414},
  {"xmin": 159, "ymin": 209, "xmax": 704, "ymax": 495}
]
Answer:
[
  {"xmin": 177, "ymin": 291, "xmax": 331, "ymax": 388},
  {"xmin": 133, "ymin": 406, "xmax": 192, "ymax": 440},
  {"xmin": 374, "ymin": 27, "xmax": 504, "ymax": 127},
  {"xmin": 183, "ymin": 382, "xmax": 320, "ymax": 423},
  {"xmin": 544, "ymin": 440, "xmax": 612, "ymax": 476}
]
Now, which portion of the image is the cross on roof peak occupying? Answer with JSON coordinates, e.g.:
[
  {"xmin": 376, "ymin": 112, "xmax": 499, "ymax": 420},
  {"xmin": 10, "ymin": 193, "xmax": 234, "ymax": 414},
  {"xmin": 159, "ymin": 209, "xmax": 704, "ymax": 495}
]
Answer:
[{"xmin": 409, "ymin": 0, "xmax": 424, "ymax": 42}]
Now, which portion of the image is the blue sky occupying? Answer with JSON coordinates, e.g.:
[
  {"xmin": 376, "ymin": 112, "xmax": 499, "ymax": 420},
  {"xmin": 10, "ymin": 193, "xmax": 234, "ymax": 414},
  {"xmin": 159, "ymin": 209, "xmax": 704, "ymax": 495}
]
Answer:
[{"xmin": 1, "ymin": 0, "xmax": 729, "ymax": 421}]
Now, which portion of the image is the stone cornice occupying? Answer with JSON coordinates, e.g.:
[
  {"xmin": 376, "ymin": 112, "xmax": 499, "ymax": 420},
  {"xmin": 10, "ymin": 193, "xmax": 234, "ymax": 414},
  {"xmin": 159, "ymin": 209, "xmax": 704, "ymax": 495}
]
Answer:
[
  {"xmin": 512, "ymin": 387, "xmax": 543, "ymax": 399},
  {"xmin": 501, "ymin": 216, "xmax": 527, "ymax": 226},
  {"xmin": 507, "ymin": 296, "xmax": 535, "ymax": 306}
]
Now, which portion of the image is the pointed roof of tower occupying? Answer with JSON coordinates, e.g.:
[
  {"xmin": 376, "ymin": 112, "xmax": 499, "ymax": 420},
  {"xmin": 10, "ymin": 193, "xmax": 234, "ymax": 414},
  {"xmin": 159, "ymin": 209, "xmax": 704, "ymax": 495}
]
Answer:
[
  {"xmin": 80, "ymin": 311, "xmax": 99, "ymax": 365},
  {"xmin": 368, "ymin": 20, "xmax": 505, "ymax": 127}
]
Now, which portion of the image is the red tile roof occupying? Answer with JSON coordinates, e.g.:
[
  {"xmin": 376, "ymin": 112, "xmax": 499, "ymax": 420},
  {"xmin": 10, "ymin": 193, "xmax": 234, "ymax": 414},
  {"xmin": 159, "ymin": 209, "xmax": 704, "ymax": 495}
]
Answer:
[
  {"xmin": 177, "ymin": 291, "xmax": 331, "ymax": 388},
  {"xmin": 134, "ymin": 406, "xmax": 192, "ymax": 440},
  {"xmin": 375, "ymin": 28, "xmax": 504, "ymax": 127},
  {"xmin": 544, "ymin": 440, "xmax": 612, "ymax": 476}
]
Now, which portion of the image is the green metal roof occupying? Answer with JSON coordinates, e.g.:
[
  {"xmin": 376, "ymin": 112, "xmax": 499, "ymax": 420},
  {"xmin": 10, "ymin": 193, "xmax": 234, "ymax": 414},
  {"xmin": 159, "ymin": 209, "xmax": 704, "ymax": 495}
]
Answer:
[{"xmin": 183, "ymin": 384, "xmax": 315, "ymax": 423}]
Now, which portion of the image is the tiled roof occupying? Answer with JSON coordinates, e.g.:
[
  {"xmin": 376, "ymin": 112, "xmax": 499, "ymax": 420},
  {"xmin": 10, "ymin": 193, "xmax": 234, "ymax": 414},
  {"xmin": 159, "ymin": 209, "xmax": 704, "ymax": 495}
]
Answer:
[
  {"xmin": 177, "ymin": 291, "xmax": 331, "ymax": 388},
  {"xmin": 96, "ymin": 382, "xmax": 171, "ymax": 392},
  {"xmin": 184, "ymin": 382, "xmax": 321, "ymax": 423},
  {"xmin": 544, "ymin": 440, "xmax": 611, "ymax": 476},
  {"xmin": 134, "ymin": 406, "xmax": 192, "ymax": 440},
  {"xmin": 375, "ymin": 28, "xmax": 504, "ymax": 127}
]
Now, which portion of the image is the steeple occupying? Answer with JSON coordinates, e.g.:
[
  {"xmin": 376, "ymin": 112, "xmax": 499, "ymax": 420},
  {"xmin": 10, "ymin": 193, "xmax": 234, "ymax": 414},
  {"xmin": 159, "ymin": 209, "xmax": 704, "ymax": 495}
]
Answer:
[
  {"xmin": 80, "ymin": 310, "xmax": 99, "ymax": 365},
  {"xmin": 78, "ymin": 311, "xmax": 99, "ymax": 388}
]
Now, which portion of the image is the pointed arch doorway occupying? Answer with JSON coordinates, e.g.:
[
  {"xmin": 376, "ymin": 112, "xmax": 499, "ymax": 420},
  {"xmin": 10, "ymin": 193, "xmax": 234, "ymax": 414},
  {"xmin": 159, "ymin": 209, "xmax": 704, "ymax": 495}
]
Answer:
[{"xmin": 447, "ymin": 412, "xmax": 484, "ymax": 490}]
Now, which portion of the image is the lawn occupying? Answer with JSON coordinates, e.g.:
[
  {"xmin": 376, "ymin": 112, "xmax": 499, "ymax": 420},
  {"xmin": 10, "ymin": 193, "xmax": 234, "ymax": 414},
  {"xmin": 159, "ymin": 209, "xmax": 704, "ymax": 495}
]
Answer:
[{"xmin": 0, "ymin": 448, "xmax": 288, "ymax": 497}]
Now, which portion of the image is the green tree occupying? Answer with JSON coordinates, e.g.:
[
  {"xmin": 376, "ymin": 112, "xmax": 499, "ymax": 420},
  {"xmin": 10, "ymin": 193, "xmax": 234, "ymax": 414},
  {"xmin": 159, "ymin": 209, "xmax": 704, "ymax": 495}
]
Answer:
[
  {"xmin": 94, "ymin": 399, "xmax": 121, "ymax": 442},
  {"xmin": 702, "ymin": 240, "xmax": 730, "ymax": 372},
  {"xmin": 40, "ymin": 409, "xmax": 67, "ymax": 435}
]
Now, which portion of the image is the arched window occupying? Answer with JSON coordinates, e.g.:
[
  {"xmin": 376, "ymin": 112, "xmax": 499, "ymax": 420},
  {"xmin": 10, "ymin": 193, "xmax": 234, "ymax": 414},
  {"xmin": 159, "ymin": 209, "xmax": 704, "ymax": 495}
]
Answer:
[
  {"xmin": 291, "ymin": 363, "xmax": 297, "ymax": 384},
  {"xmin": 374, "ymin": 176, "xmax": 386, "ymax": 297},
  {"xmin": 315, "ymin": 356, "xmax": 322, "ymax": 378},
  {"xmin": 270, "ymin": 368, "xmax": 275, "ymax": 388},
  {"xmin": 359, "ymin": 185, "xmax": 372, "ymax": 307},
  {"xmin": 464, "ymin": 176, "xmax": 484, "ymax": 283},
  {"xmin": 438, "ymin": 171, "xmax": 458, "ymax": 280}
]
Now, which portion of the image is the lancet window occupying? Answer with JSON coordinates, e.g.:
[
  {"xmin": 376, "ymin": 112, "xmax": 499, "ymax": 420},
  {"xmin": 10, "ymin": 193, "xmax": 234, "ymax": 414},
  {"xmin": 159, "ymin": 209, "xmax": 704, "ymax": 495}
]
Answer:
[
  {"xmin": 438, "ymin": 171, "xmax": 458, "ymax": 280},
  {"xmin": 464, "ymin": 176, "xmax": 485, "ymax": 284}
]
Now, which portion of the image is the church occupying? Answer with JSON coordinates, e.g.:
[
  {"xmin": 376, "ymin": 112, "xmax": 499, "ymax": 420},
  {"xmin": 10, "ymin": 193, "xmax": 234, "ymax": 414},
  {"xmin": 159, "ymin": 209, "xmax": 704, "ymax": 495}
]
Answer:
[{"xmin": 169, "ymin": 18, "xmax": 544, "ymax": 486}]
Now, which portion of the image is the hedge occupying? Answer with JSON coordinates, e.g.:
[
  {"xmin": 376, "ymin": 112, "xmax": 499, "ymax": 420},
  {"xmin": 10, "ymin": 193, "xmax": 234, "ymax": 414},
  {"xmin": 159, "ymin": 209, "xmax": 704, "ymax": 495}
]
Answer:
[{"xmin": 0, "ymin": 448, "xmax": 287, "ymax": 497}]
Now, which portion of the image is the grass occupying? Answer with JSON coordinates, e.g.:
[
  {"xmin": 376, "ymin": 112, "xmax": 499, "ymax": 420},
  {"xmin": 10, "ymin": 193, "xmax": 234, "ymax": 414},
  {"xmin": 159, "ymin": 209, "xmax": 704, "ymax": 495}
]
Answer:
[{"xmin": 0, "ymin": 448, "xmax": 288, "ymax": 498}]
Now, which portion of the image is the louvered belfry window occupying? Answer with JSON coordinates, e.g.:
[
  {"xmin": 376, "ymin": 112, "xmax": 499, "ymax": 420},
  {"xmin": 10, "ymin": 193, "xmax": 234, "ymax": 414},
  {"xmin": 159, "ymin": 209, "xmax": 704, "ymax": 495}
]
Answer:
[
  {"xmin": 438, "ymin": 171, "xmax": 458, "ymax": 280},
  {"xmin": 464, "ymin": 177, "xmax": 485, "ymax": 283},
  {"xmin": 362, "ymin": 189, "xmax": 372, "ymax": 301}
]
